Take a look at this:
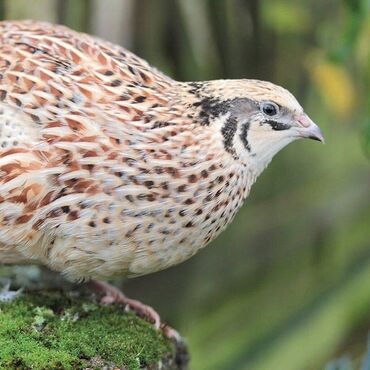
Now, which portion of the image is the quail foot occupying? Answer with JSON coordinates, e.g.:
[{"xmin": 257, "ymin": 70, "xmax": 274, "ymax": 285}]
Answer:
[
  {"xmin": 0, "ymin": 21, "xmax": 323, "ymax": 337},
  {"xmin": 0, "ymin": 278, "xmax": 23, "ymax": 302}
]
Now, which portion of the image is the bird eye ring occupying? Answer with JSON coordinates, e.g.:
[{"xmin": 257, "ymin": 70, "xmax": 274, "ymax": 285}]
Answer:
[{"xmin": 261, "ymin": 102, "xmax": 279, "ymax": 116}]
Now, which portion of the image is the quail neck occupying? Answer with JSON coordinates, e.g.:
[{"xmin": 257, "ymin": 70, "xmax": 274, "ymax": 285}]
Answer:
[{"xmin": 0, "ymin": 21, "xmax": 323, "ymax": 281}]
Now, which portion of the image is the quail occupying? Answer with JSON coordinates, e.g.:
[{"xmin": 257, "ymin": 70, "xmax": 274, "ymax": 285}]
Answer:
[{"xmin": 0, "ymin": 21, "xmax": 324, "ymax": 334}]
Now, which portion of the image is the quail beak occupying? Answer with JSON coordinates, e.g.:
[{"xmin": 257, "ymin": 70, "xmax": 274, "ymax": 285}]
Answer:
[{"xmin": 293, "ymin": 113, "xmax": 325, "ymax": 143}]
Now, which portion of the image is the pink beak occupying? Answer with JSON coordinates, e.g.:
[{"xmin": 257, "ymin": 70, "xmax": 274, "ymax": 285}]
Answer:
[{"xmin": 295, "ymin": 114, "xmax": 325, "ymax": 143}]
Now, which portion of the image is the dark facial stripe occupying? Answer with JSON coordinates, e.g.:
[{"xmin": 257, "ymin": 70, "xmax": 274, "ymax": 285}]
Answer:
[
  {"xmin": 265, "ymin": 120, "xmax": 290, "ymax": 131},
  {"xmin": 221, "ymin": 116, "xmax": 238, "ymax": 157},
  {"xmin": 188, "ymin": 83, "xmax": 236, "ymax": 126},
  {"xmin": 194, "ymin": 97, "xmax": 232, "ymax": 126},
  {"xmin": 240, "ymin": 121, "xmax": 251, "ymax": 151}
]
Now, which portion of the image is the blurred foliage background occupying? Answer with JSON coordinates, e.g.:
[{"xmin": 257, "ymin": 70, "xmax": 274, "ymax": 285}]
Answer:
[{"xmin": 0, "ymin": 0, "xmax": 369, "ymax": 369}]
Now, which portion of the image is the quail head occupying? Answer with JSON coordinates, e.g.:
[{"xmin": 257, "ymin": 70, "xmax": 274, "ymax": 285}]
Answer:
[{"xmin": 0, "ymin": 21, "xmax": 323, "ymax": 333}]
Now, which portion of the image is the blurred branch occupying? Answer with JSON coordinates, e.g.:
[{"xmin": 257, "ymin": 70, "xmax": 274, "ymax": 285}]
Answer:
[
  {"xmin": 0, "ymin": 0, "xmax": 5, "ymax": 20},
  {"xmin": 132, "ymin": 0, "xmax": 177, "ymax": 76},
  {"xmin": 4, "ymin": 0, "xmax": 58, "ymax": 22},
  {"xmin": 176, "ymin": 0, "xmax": 221, "ymax": 79},
  {"xmin": 57, "ymin": 0, "xmax": 91, "ymax": 32},
  {"xmin": 91, "ymin": 0, "xmax": 134, "ymax": 47}
]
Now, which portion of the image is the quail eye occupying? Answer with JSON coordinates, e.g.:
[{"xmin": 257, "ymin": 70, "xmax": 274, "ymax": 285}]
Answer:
[{"xmin": 261, "ymin": 102, "xmax": 279, "ymax": 116}]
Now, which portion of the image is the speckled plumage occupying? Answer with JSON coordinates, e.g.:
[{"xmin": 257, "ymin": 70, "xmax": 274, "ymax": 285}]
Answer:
[{"xmin": 0, "ymin": 21, "xmax": 323, "ymax": 283}]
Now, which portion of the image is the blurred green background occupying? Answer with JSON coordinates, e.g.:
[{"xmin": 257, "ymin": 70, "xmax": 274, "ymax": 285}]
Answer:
[{"xmin": 0, "ymin": 0, "xmax": 369, "ymax": 369}]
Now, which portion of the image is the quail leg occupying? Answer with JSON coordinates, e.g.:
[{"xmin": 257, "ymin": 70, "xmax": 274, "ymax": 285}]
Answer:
[
  {"xmin": 0, "ymin": 278, "xmax": 23, "ymax": 302},
  {"xmin": 87, "ymin": 280, "xmax": 181, "ymax": 341}
]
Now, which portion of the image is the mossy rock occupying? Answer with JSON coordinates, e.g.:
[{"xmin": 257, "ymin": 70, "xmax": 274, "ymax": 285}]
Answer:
[{"xmin": 0, "ymin": 290, "xmax": 188, "ymax": 370}]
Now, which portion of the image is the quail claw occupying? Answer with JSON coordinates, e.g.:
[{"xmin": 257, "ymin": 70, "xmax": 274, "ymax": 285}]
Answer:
[
  {"xmin": 87, "ymin": 280, "xmax": 181, "ymax": 341},
  {"xmin": 161, "ymin": 323, "xmax": 183, "ymax": 342},
  {"xmin": 0, "ymin": 278, "xmax": 23, "ymax": 302}
]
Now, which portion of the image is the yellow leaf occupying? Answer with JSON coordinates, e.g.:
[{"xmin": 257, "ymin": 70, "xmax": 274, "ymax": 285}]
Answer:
[{"xmin": 309, "ymin": 61, "xmax": 355, "ymax": 118}]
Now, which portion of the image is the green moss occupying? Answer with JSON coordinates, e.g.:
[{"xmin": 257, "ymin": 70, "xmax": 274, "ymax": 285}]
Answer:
[{"xmin": 0, "ymin": 291, "xmax": 177, "ymax": 370}]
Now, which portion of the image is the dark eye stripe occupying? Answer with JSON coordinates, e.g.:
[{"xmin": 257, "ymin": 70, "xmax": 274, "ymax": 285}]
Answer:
[{"xmin": 266, "ymin": 120, "xmax": 290, "ymax": 131}]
